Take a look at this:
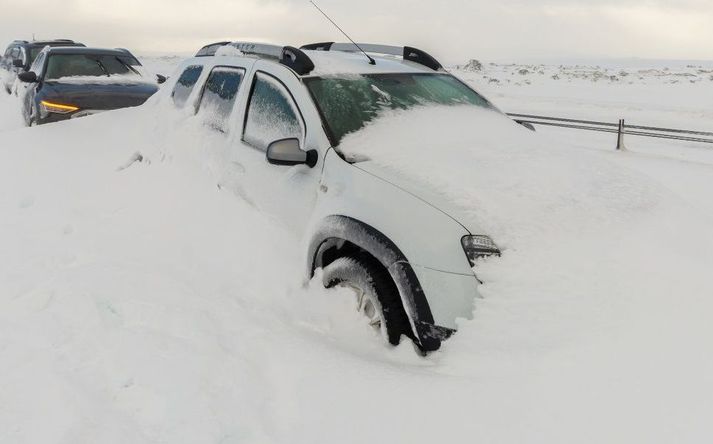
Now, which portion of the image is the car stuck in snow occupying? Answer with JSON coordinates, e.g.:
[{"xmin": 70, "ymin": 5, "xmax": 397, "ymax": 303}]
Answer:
[
  {"xmin": 16, "ymin": 46, "xmax": 164, "ymax": 126},
  {"xmin": 162, "ymin": 41, "xmax": 516, "ymax": 352}
]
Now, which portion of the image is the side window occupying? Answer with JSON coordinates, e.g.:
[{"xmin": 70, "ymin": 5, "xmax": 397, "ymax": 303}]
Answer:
[
  {"xmin": 10, "ymin": 47, "xmax": 20, "ymax": 59},
  {"xmin": 172, "ymin": 65, "xmax": 203, "ymax": 107},
  {"xmin": 30, "ymin": 53, "xmax": 45, "ymax": 75},
  {"xmin": 243, "ymin": 72, "xmax": 304, "ymax": 151},
  {"xmin": 197, "ymin": 66, "xmax": 244, "ymax": 133}
]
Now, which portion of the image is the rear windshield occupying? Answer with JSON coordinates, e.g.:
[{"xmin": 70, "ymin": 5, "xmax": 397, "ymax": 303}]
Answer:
[
  {"xmin": 304, "ymin": 73, "xmax": 493, "ymax": 145},
  {"xmin": 45, "ymin": 54, "xmax": 141, "ymax": 80}
]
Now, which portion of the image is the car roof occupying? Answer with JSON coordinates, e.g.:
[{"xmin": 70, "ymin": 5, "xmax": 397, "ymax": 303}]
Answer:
[
  {"xmin": 192, "ymin": 41, "xmax": 443, "ymax": 77},
  {"xmin": 29, "ymin": 41, "xmax": 85, "ymax": 48},
  {"xmin": 45, "ymin": 47, "xmax": 135, "ymax": 57},
  {"xmin": 303, "ymin": 50, "xmax": 436, "ymax": 77}
]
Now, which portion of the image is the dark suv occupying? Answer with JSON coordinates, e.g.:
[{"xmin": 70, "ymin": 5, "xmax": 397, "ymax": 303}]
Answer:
[
  {"xmin": 17, "ymin": 46, "xmax": 163, "ymax": 126},
  {"xmin": 1, "ymin": 39, "xmax": 85, "ymax": 94}
]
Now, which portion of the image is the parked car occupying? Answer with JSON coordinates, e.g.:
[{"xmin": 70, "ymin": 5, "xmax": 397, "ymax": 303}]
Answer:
[
  {"xmin": 1, "ymin": 39, "xmax": 85, "ymax": 94},
  {"xmin": 17, "ymin": 46, "xmax": 165, "ymax": 126},
  {"xmin": 167, "ymin": 41, "xmax": 505, "ymax": 352}
]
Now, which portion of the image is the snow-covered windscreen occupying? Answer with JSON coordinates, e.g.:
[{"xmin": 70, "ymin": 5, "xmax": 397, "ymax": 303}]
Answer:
[{"xmin": 305, "ymin": 73, "xmax": 493, "ymax": 145}]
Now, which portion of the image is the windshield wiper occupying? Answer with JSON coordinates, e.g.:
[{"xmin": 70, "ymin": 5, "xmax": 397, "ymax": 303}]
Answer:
[
  {"xmin": 115, "ymin": 57, "xmax": 139, "ymax": 75},
  {"xmin": 93, "ymin": 58, "xmax": 110, "ymax": 77}
]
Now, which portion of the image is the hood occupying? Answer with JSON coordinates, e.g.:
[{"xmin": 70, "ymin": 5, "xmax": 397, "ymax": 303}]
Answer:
[
  {"xmin": 42, "ymin": 78, "xmax": 159, "ymax": 110},
  {"xmin": 337, "ymin": 105, "xmax": 664, "ymax": 251},
  {"xmin": 354, "ymin": 160, "xmax": 484, "ymax": 235}
]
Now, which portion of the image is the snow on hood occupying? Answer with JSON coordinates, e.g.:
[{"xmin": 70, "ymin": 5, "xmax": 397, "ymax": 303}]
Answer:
[
  {"xmin": 48, "ymin": 74, "xmax": 153, "ymax": 85},
  {"xmin": 340, "ymin": 106, "xmax": 662, "ymax": 249},
  {"xmin": 340, "ymin": 104, "xmax": 713, "ymax": 353}
]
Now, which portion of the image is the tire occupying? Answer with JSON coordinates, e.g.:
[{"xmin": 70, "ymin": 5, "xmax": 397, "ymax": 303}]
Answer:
[{"xmin": 322, "ymin": 256, "xmax": 411, "ymax": 346}]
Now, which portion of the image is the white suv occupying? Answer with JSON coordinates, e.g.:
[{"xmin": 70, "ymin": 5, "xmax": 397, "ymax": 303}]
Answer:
[{"xmin": 167, "ymin": 41, "xmax": 503, "ymax": 352}]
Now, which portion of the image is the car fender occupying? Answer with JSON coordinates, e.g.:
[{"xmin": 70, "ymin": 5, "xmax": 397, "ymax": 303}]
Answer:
[{"xmin": 307, "ymin": 149, "xmax": 480, "ymax": 342}]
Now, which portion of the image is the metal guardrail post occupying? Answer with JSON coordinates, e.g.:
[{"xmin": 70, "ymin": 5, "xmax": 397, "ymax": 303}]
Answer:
[{"xmin": 616, "ymin": 119, "xmax": 626, "ymax": 151}]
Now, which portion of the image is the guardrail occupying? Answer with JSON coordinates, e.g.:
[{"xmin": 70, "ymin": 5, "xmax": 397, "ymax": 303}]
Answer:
[{"xmin": 507, "ymin": 113, "xmax": 713, "ymax": 150}]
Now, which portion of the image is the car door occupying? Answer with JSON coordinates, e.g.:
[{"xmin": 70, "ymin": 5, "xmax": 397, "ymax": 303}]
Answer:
[
  {"xmin": 228, "ymin": 60, "xmax": 330, "ymax": 234},
  {"xmin": 21, "ymin": 51, "xmax": 47, "ymax": 121}
]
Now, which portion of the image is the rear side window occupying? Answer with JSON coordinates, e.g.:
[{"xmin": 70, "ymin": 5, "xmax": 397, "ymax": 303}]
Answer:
[
  {"xmin": 197, "ymin": 66, "xmax": 245, "ymax": 133},
  {"xmin": 172, "ymin": 65, "xmax": 203, "ymax": 107},
  {"xmin": 243, "ymin": 72, "xmax": 303, "ymax": 151}
]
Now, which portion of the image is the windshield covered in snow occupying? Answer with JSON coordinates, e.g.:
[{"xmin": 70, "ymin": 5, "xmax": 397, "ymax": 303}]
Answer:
[
  {"xmin": 45, "ymin": 54, "xmax": 141, "ymax": 81},
  {"xmin": 305, "ymin": 73, "xmax": 494, "ymax": 145}
]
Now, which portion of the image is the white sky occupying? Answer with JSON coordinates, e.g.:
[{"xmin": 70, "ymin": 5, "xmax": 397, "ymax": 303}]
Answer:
[{"xmin": 2, "ymin": 0, "xmax": 712, "ymax": 63}]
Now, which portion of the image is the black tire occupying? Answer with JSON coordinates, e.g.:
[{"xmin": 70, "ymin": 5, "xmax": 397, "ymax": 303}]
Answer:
[{"xmin": 322, "ymin": 256, "xmax": 411, "ymax": 346}]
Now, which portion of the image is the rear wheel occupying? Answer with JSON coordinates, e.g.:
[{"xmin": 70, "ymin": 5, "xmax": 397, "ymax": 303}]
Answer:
[{"xmin": 322, "ymin": 256, "xmax": 410, "ymax": 346}]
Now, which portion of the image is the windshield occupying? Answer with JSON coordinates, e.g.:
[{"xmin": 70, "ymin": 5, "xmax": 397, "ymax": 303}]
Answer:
[
  {"xmin": 304, "ymin": 73, "xmax": 494, "ymax": 145},
  {"xmin": 44, "ymin": 54, "xmax": 141, "ymax": 80}
]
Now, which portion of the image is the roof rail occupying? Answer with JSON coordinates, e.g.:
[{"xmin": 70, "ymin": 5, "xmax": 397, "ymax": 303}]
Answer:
[
  {"xmin": 195, "ymin": 41, "xmax": 231, "ymax": 57},
  {"xmin": 300, "ymin": 42, "xmax": 443, "ymax": 71},
  {"xmin": 231, "ymin": 42, "xmax": 314, "ymax": 76},
  {"xmin": 194, "ymin": 41, "xmax": 315, "ymax": 75}
]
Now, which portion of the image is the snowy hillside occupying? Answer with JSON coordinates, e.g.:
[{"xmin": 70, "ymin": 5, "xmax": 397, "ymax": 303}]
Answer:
[{"xmin": 1, "ymin": 57, "xmax": 713, "ymax": 443}]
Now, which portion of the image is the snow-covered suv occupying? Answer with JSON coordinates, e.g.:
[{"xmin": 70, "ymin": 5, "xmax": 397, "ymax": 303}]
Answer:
[{"xmin": 168, "ymin": 41, "xmax": 504, "ymax": 352}]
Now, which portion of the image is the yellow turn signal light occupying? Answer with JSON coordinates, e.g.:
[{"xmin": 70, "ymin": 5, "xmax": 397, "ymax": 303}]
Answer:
[{"xmin": 40, "ymin": 100, "xmax": 80, "ymax": 114}]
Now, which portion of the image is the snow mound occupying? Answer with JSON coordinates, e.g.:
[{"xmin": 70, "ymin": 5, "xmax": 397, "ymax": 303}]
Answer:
[{"xmin": 1, "ymin": 63, "xmax": 713, "ymax": 443}]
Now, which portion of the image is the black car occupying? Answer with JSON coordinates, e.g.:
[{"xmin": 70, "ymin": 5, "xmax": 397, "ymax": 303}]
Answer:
[
  {"xmin": 17, "ymin": 47, "xmax": 164, "ymax": 126},
  {"xmin": 1, "ymin": 39, "xmax": 85, "ymax": 94}
]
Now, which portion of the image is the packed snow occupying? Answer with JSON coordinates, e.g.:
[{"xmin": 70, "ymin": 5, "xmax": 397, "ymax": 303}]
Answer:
[
  {"xmin": 1, "ymin": 56, "xmax": 713, "ymax": 443},
  {"xmin": 47, "ymin": 74, "xmax": 153, "ymax": 85}
]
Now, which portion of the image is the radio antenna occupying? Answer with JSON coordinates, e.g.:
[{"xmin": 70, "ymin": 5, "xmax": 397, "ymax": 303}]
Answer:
[{"xmin": 309, "ymin": 1, "xmax": 375, "ymax": 65}]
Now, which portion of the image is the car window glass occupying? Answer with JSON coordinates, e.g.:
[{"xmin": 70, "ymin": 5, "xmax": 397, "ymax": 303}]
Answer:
[
  {"xmin": 30, "ymin": 53, "xmax": 45, "ymax": 74},
  {"xmin": 172, "ymin": 65, "xmax": 203, "ymax": 107},
  {"xmin": 44, "ymin": 54, "xmax": 140, "ymax": 80},
  {"xmin": 197, "ymin": 66, "xmax": 245, "ymax": 133},
  {"xmin": 243, "ymin": 72, "xmax": 303, "ymax": 151}
]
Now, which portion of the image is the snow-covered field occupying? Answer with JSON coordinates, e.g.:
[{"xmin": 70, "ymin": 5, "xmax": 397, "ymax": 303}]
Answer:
[{"xmin": 1, "ymin": 56, "xmax": 713, "ymax": 443}]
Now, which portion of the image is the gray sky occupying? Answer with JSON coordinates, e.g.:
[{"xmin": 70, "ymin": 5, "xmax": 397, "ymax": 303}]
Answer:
[{"xmin": 2, "ymin": 0, "xmax": 712, "ymax": 63}]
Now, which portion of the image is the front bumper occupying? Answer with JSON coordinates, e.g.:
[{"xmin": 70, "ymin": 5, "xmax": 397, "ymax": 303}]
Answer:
[{"xmin": 411, "ymin": 265, "xmax": 480, "ymax": 330}]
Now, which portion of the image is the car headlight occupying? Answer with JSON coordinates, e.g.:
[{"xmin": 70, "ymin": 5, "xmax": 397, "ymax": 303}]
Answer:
[
  {"xmin": 40, "ymin": 100, "xmax": 79, "ymax": 114},
  {"xmin": 461, "ymin": 235, "xmax": 501, "ymax": 267}
]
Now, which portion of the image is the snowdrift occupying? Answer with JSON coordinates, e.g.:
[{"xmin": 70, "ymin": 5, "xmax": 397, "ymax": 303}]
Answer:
[{"xmin": 1, "ymin": 63, "xmax": 713, "ymax": 443}]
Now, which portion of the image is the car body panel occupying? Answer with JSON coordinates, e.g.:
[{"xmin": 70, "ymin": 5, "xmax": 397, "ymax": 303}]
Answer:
[
  {"xmin": 314, "ymin": 149, "xmax": 478, "ymax": 328},
  {"xmin": 163, "ymin": 49, "xmax": 496, "ymax": 342},
  {"xmin": 1, "ymin": 40, "xmax": 85, "ymax": 92},
  {"xmin": 19, "ymin": 46, "xmax": 159, "ymax": 125}
]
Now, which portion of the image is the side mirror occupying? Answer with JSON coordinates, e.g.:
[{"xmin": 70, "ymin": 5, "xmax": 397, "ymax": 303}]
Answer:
[
  {"xmin": 266, "ymin": 138, "xmax": 318, "ymax": 168},
  {"xmin": 156, "ymin": 74, "xmax": 167, "ymax": 84},
  {"xmin": 12, "ymin": 59, "xmax": 25, "ymax": 68},
  {"xmin": 17, "ymin": 71, "xmax": 37, "ymax": 83}
]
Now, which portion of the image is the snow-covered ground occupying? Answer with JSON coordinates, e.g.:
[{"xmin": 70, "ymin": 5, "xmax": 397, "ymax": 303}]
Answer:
[{"xmin": 1, "ymin": 56, "xmax": 713, "ymax": 443}]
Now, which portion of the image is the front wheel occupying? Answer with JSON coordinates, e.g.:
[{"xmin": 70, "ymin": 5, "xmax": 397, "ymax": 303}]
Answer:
[{"xmin": 322, "ymin": 256, "xmax": 410, "ymax": 346}]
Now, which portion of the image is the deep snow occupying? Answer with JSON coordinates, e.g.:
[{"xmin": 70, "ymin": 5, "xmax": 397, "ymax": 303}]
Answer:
[{"xmin": 1, "ymin": 57, "xmax": 713, "ymax": 443}]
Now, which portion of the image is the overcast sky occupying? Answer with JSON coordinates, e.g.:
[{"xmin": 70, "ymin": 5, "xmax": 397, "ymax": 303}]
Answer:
[{"xmin": 2, "ymin": 0, "xmax": 712, "ymax": 63}]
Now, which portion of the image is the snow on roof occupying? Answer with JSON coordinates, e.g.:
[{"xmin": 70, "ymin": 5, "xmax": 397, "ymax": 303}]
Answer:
[{"xmin": 304, "ymin": 49, "xmax": 436, "ymax": 76}]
